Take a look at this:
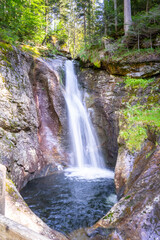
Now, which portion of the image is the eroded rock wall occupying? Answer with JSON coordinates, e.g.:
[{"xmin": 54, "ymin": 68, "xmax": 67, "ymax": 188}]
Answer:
[
  {"xmin": 30, "ymin": 58, "xmax": 68, "ymax": 174},
  {"xmin": 0, "ymin": 47, "xmax": 41, "ymax": 189},
  {"xmin": 0, "ymin": 47, "xmax": 67, "ymax": 190}
]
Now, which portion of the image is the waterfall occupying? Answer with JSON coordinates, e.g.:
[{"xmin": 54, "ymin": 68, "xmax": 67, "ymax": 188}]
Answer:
[{"xmin": 64, "ymin": 60, "xmax": 113, "ymax": 179}]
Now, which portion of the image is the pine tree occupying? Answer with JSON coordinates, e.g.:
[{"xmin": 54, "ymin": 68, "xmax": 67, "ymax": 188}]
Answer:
[{"xmin": 124, "ymin": 0, "xmax": 132, "ymax": 35}]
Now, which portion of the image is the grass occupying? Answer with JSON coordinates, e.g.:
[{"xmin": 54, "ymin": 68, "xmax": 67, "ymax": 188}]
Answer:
[
  {"xmin": 21, "ymin": 44, "xmax": 40, "ymax": 57},
  {"xmin": 124, "ymin": 77, "xmax": 155, "ymax": 89},
  {"xmin": 120, "ymin": 103, "xmax": 160, "ymax": 152}
]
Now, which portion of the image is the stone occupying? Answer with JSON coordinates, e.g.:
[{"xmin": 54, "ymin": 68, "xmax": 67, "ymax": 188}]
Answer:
[
  {"xmin": 101, "ymin": 54, "xmax": 160, "ymax": 78},
  {"xmin": 115, "ymin": 140, "xmax": 155, "ymax": 199},
  {"xmin": 30, "ymin": 58, "xmax": 69, "ymax": 171},
  {"xmin": 91, "ymin": 146, "xmax": 160, "ymax": 240},
  {"xmin": 0, "ymin": 214, "xmax": 58, "ymax": 240},
  {"xmin": 0, "ymin": 164, "xmax": 6, "ymax": 215}
]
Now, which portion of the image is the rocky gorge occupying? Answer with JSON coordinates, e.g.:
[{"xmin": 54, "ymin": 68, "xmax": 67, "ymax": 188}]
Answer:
[{"xmin": 0, "ymin": 43, "xmax": 160, "ymax": 240}]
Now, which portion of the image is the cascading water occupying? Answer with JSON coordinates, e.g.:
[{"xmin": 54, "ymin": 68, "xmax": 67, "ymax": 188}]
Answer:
[{"xmin": 64, "ymin": 60, "xmax": 113, "ymax": 178}]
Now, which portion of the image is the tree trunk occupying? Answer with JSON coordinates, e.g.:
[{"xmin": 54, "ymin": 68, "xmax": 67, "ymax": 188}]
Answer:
[
  {"xmin": 124, "ymin": 0, "xmax": 132, "ymax": 35},
  {"xmin": 114, "ymin": 0, "xmax": 118, "ymax": 32},
  {"xmin": 138, "ymin": 30, "xmax": 140, "ymax": 50},
  {"xmin": 73, "ymin": 22, "xmax": 76, "ymax": 58},
  {"xmin": 103, "ymin": 0, "xmax": 108, "ymax": 35},
  {"xmin": 84, "ymin": 8, "xmax": 87, "ymax": 48},
  {"xmin": 45, "ymin": 0, "xmax": 49, "ymax": 34},
  {"xmin": 88, "ymin": 0, "xmax": 91, "ymax": 40},
  {"xmin": 146, "ymin": 0, "xmax": 149, "ymax": 13}
]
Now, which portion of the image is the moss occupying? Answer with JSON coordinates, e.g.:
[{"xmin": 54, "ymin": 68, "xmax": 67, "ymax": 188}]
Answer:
[
  {"xmin": 93, "ymin": 60, "xmax": 101, "ymax": 68},
  {"xmin": 125, "ymin": 195, "xmax": 131, "ymax": 200},
  {"xmin": 21, "ymin": 44, "xmax": 40, "ymax": 57},
  {"xmin": 147, "ymin": 95, "xmax": 160, "ymax": 104},
  {"xmin": 103, "ymin": 211, "xmax": 114, "ymax": 223},
  {"xmin": 0, "ymin": 42, "xmax": 13, "ymax": 52},
  {"xmin": 6, "ymin": 179, "xmax": 19, "ymax": 201}
]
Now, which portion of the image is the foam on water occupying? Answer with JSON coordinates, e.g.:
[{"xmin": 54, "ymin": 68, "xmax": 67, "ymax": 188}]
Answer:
[{"xmin": 65, "ymin": 167, "xmax": 114, "ymax": 180}]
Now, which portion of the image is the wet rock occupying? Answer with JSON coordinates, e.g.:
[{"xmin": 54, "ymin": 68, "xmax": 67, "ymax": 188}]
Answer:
[
  {"xmin": 102, "ymin": 61, "xmax": 160, "ymax": 78},
  {"xmin": 30, "ymin": 58, "xmax": 69, "ymax": 173}
]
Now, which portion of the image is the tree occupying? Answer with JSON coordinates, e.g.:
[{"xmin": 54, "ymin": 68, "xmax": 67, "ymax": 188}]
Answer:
[
  {"xmin": 113, "ymin": 0, "xmax": 118, "ymax": 32},
  {"xmin": 124, "ymin": 0, "xmax": 132, "ymax": 35}
]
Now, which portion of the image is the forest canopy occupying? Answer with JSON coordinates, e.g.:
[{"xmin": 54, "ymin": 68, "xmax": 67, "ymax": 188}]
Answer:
[{"xmin": 0, "ymin": 0, "xmax": 160, "ymax": 57}]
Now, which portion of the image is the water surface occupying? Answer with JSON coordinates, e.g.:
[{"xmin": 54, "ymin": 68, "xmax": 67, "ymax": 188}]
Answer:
[{"xmin": 21, "ymin": 170, "xmax": 116, "ymax": 234}]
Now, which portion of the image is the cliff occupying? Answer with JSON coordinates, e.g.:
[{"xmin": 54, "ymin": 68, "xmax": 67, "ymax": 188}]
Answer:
[{"xmin": 0, "ymin": 45, "xmax": 68, "ymax": 190}]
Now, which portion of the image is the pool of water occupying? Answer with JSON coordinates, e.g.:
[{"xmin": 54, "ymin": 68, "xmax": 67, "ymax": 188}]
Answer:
[{"xmin": 21, "ymin": 169, "xmax": 116, "ymax": 235}]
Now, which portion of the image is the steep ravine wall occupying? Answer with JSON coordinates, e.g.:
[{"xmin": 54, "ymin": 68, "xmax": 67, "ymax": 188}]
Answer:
[{"xmin": 0, "ymin": 47, "xmax": 68, "ymax": 190}]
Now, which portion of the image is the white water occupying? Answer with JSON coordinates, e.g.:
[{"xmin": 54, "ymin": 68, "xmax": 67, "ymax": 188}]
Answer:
[{"xmin": 64, "ymin": 60, "xmax": 114, "ymax": 179}]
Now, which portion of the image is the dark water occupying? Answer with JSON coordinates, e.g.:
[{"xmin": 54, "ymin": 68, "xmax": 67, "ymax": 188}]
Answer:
[{"xmin": 21, "ymin": 171, "xmax": 116, "ymax": 235}]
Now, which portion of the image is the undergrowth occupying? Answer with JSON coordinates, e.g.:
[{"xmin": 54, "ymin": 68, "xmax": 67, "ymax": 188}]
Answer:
[
  {"xmin": 120, "ymin": 104, "xmax": 160, "ymax": 151},
  {"xmin": 124, "ymin": 77, "xmax": 155, "ymax": 88},
  {"xmin": 119, "ymin": 77, "xmax": 160, "ymax": 152}
]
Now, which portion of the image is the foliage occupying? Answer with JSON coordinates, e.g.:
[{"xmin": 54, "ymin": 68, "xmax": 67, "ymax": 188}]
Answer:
[
  {"xmin": 21, "ymin": 45, "xmax": 40, "ymax": 57},
  {"xmin": 0, "ymin": 42, "xmax": 13, "ymax": 52},
  {"xmin": 0, "ymin": 0, "xmax": 160, "ymax": 57},
  {"xmin": 124, "ymin": 77, "xmax": 155, "ymax": 88},
  {"xmin": 126, "ymin": 5, "xmax": 160, "ymax": 49},
  {"xmin": 0, "ymin": 0, "xmax": 46, "ymax": 45},
  {"xmin": 78, "ymin": 41, "xmax": 103, "ymax": 67},
  {"xmin": 39, "ymin": 43, "xmax": 60, "ymax": 56},
  {"xmin": 119, "ymin": 75, "xmax": 160, "ymax": 152},
  {"xmin": 51, "ymin": 21, "xmax": 68, "ymax": 46},
  {"xmin": 120, "ymin": 101, "xmax": 160, "ymax": 152}
]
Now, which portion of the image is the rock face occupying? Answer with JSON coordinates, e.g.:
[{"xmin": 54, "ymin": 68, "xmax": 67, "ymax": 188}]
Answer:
[
  {"xmin": 1, "ymin": 44, "xmax": 160, "ymax": 240},
  {"xmin": 92, "ymin": 144, "xmax": 160, "ymax": 240},
  {"xmin": 78, "ymin": 69, "xmax": 125, "ymax": 167},
  {"xmin": 0, "ymin": 47, "xmax": 40, "ymax": 189},
  {"xmin": 30, "ymin": 57, "xmax": 68, "ymax": 174},
  {"xmin": 0, "ymin": 47, "xmax": 68, "ymax": 190},
  {"xmin": 101, "ymin": 52, "xmax": 160, "ymax": 78}
]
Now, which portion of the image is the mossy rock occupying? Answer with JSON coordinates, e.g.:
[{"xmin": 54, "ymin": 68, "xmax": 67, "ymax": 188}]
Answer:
[
  {"xmin": 147, "ymin": 94, "xmax": 160, "ymax": 104},
  {"xmin": 6, "ymin": 179, "xmax": 19, "ymax": 201}
]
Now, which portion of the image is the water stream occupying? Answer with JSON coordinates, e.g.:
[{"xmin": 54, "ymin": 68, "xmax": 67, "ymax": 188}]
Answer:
[
  {"xmin": 65, "ymin": 60, "xmax": 104, "ymax": 169},
  {"xmin": 21, "ymin": 59, "xmax": 116, "ymax": 235},
  {"xmin": 64, "ymin": 60, "xmax": 114, "ymax": 179}
]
